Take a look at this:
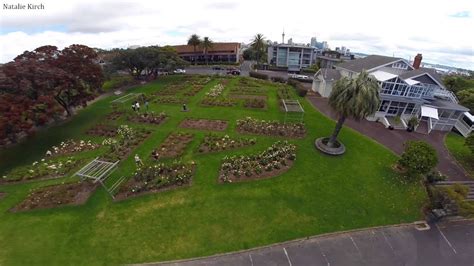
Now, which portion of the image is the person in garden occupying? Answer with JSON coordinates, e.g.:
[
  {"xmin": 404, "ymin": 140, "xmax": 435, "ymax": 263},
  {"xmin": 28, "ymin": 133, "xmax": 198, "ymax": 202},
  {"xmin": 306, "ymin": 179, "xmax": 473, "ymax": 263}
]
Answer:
[
  {"xmin": 131, "ymin": 103, "xmax": 136, "ymax": 112},
  {"xmin": 135, "ymin": 101, "xmax": 140, "ymax": 112},
  {"xmin": 182, "ymin": 103, "xmax": 187, "ymax": 112},
  {"xmin": 145, "ymin": 100, "xmax": 149, "ymax": 112}
]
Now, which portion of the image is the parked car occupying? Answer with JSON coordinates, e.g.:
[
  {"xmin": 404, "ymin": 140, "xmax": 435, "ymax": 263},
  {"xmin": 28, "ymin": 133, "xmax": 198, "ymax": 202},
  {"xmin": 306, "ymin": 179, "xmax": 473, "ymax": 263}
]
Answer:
[
  {"xmin": 288, "ymin": 73, "xmax": 309, "ymax": 80},
  {"xmin": 227, "ymin": 69, "xmax": 241, "ymax": 75},
  {"xmin": 173, "ymin": 69, "xmax": 186, "ymax": 74}
]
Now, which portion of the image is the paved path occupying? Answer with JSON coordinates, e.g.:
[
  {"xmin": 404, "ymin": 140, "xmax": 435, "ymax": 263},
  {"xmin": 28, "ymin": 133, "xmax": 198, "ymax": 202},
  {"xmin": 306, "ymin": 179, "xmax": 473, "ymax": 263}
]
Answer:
[
  {"xmin": 147, "ymin": 219, "xmax": 474, "ymax": 266},
  {"xmin": 306, "ymin": 95, "xmax": 471, "ymax": 181}
]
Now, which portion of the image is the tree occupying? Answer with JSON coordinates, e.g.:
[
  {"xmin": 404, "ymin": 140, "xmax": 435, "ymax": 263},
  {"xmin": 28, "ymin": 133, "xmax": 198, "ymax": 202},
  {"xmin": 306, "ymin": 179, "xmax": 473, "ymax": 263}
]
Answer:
[
  {"xmin": 250, "ymin": 34, "xmax": 266, "ymax": 65},
  {"xmin": 398, "ymin": 140, "xmax": 438, "ymax": 181},
  {"xmin": 466, "ymin": 134, "xmax": 474, "ymax": 154},
  {"xmin": 187, "ymin": 34, "xmax": 201, "ymax": 65},
  {"xmin": 457, "ymin": 88, "xmax": 474, "ymax": 111},
  {"xmin": 201, "ymin": 37, "xmax": 213, "ymax": 65},
  {"xmin": 326, "ymin": 71, "xmax": 380, "ymax": 148}
]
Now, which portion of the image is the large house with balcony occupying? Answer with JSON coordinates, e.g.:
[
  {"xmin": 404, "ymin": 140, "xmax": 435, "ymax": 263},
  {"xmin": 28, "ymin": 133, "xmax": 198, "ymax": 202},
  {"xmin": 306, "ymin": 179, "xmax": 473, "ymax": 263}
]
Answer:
[{"xmin": 312, "ymin": 54, "xmax": 470, "ymax": 134}]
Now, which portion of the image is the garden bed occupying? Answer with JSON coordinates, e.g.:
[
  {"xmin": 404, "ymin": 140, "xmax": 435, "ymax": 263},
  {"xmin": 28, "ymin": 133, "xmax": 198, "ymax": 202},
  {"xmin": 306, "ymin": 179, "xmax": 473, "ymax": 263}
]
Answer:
[
  {"xmin": 100, "ymin": 126, "xmax": 152, "ymax": 162},
  {"xmin": 155, "ymin": 96, "xmax": 189, "ymax": 105},
  {"xmin": 114, "ymin": 161, "xmax": 195, "ymax": 200},
  {"xmin": 152, "ymin": 132, "xmax": 193, "ymax": 159},
  {"xmin": 180, "ymin": 118, "xmax": 228, "ymax": 131},
  {"xmin": 200, "ymin": 97, "xmax": 237, "ymax": 107},
  {"xmin": 228, "ymin": 86, "xmax": 267, "ymax": 95},
  {"xmin": 184, "ymin": 85, "xmax": 205, "ymax": 96},
  {"xmin": 128, "ymin": 112, "xmax": 167, "ymax": 125},
  {"xmin": 105, "ymin": 111, "xmax": 124, "ymax": 121},
  {"xmin": 1, "ymin": 156, "xmax": 81, "ymax": 184},
  {"xmin": 44, "ymin": 139, "xmax": 101, "ymax": 157},
  {"xmin": 219, "ymin": 141, "xmax": 296, "ymax": 183},
  {"xmin": 243, "ymin": 98, "xmax": 266, "ymax": 109},
  {"xmin": 154, "ymin": 84, "xmax": 187, "ymax": 96},
  {"xmin": 237, "ymin": 117, "xmax": 306, "ymax": 138},
  {"xmin": 0, "ymin": 192, "xmax": 5, "ymax": 200},
  {"xmin": 86, "ymin": 124, "xmax": 118, "ymax": 137},
  {"xmin": 11, "ymin": 181, "xmax": 98, "ymax": 212},
  {"xmin": 197, "ymin": 134, "xmax": 256, "ymax": 153}
]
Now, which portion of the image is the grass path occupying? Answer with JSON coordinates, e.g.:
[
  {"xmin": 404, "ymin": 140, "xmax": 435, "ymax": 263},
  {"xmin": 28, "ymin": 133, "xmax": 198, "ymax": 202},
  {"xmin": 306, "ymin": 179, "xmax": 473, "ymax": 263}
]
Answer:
[{"xmin": 0, "ymin": 76, "xmax": 425, "ymax": 265}]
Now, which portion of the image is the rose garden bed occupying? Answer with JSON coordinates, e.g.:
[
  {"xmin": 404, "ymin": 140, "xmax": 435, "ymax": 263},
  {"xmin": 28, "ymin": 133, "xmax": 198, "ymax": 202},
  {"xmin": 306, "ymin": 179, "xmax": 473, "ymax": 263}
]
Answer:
[
  {"xmin": 100, "ymin": 125, "xmax": 152, "ymax": 162},
  {"xmin": 86, "ymin": 124, "xmax": 118, "ymax": 137},
  {"xmin": 236, "ymin": 117, "xmax": 306, "ymax": 138},
  {"xmin": 228, "ymin": 86, "xmax": 267, "ymax": 95},
  {"xmin": 154, "ymin": 84, "xmax": 187, "ymax": 96},
  {"xmin": 114, "ymin": 161, "xmax": 195, "ymax": 200},
  {"xmin": 152, "ymin": 132, "xmax": 194, "ymax": 159},
  {"xmin": 128, "ymin": 112, "xmax": 167, "ymax": 125},
  {"xmin": 105, "ymin": 111, "xmax": 124, "ymax": 121},
  {"xmin": 11, "ymin": 181, "xmax": 98, "ymax": 212},
  {"xmin": 243, "ymin": 98, "xmax": 266, "ymax": 109},
  {"xmin": 219, "ymin": 141, "xmax": 296, "ymax": 183},
  {"xmin": 44, "ymin": 139, "xmax": 101, "ymax": 157},
  {"xmin": 200, "ymin": 97, "xmax": 237, "ymax": 107},
  {"xmin": 197, "ymin": 133, "xmax": 256, "ymax": 153},
  {"xmin": 1, "ymin": 156, "xmax": 81, "ymax": 184},
  {"xmin": 155, "ymin": 96, "xmax": 189, "ymax": 105},
  {"xmin": 179, "ymin": 118, "xmax": 228, "ymax": 131}
]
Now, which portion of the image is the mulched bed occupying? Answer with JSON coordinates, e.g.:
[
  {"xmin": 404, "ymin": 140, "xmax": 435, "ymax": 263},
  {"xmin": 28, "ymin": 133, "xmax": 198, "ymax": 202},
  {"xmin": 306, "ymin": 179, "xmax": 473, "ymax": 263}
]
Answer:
[
  {"xmin": 155, "ymin": 96, "xmax": 189, "ymax": 105},
  {"xmin": 114, "ymin": 164, "xmax": 195, "ymax": 201},
  {"xmin": 128, "ymin": 113, "xmax": 167, "ymax": 125},
  {"xmin": 179, "ymin": 118, "xmax": 228, "ymax": 131},
  {"xmin": 100, "ymin": 130, "xmax": 152, "ymax": 162},
  {"xmin": 86, "ymin": 124, "xmax": 118, "ymax": 137},
  {"xmin": 105, "ymin": 111, "xmax": 124, "ymax": 121},
  {"xmin": 0, "ymin": 192, "xmax": 5, "ymax": 200},
  {"xmin": 219, "ymin": 160, "xmax": 294, "ymax": 183},
  {"xmin": 243, "ymin": 98, "xmax": 267, "ymax": 109},
  {"xmin": 152, "ymin": 132, "xmax": 193, "ymax": 159},
  {"xmin": 197, "ymin": 134, "xmax": 256, "ymax": 154},
  {"xmin": 11, "ymin": 181, "xmax": 98, "ymax": 212},
  {"xmin": 236, "ymin": 118, "xmax": 306, "ymax": 138}
]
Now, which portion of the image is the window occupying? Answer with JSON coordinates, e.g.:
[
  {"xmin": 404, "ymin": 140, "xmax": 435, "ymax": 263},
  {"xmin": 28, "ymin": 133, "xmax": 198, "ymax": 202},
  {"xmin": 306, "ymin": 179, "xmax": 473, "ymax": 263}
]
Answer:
[
  {"xmin": 392, "ymin": 62, "xmax": 408, "ymax": 70},
  {"xmin": 379, "ymin": 100, "xmax": 390, "ymax": 112},
  {"xmin": 404, "ymin": 103, "xmax": 415, "ymax": 114}
]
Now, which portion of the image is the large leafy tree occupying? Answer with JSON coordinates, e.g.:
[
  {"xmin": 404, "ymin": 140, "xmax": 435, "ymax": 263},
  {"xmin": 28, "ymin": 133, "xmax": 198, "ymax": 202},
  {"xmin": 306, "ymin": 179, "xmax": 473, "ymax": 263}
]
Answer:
[
  {"xmin": 201, "ymin": 37, "xmax": 213, "ymax": 65},
  {"xmin": 187, "ymin": 34, "xmax": 201, "ymax": 65},
  {"xmin": 250, "ymin": 33, "xmax": 266, "ymax": 65},
  {"xmin": 398, "ymin": 140, "xmax": 438, "ymax": 181},
  {"xmin": 457, "ymin": 88, "xmax": 474, "ymax": 111},
  {"xmin": 326, "ymin": 71, "xmax": 380, "ymax": 147}
]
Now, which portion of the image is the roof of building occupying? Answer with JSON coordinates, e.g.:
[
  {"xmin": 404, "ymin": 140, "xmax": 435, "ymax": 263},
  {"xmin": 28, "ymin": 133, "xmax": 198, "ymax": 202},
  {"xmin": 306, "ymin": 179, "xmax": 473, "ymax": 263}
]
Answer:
[
  {"xmin": 316, "ymin": 68, "xmax": 341, "ymax": 81},
  {"xmin": 370, "ymin": 70, "xmax": 397, "ymax": 82},
  {"xmin": 399, "ymin": 67, "xmax": 444, "ymax": 86},
  {"xmin": 317, "ymin": 55, "xmax": 342, "ymax": 62},
  {"xmin": 426, "ymin": 98, "xmax": 469, "ymax": 112},
  {"xmin": 172, "ymin": 42, "xmax": 241, "ymax": 54},
  {"xmin": 336, "ymin": 55, "xmax": 403, "ymax": 72}
]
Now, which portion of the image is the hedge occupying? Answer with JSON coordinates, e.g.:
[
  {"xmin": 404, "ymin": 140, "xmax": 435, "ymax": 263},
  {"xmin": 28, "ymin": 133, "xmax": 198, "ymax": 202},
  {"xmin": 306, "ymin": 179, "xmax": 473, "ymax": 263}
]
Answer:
[{"xmin": 249, "ymin": 71, "xmax": 269, "ymax": 80}]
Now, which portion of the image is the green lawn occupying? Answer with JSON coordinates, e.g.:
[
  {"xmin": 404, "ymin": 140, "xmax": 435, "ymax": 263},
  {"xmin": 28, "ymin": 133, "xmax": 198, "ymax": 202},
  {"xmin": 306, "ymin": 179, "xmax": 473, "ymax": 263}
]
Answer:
[
  {"xmin": 0, "ymin": 75, "xmax": 425, "ymax": 265},
  {"xmin": 445, "ymin": 132, "xmax": 474, "ymax": 179}
]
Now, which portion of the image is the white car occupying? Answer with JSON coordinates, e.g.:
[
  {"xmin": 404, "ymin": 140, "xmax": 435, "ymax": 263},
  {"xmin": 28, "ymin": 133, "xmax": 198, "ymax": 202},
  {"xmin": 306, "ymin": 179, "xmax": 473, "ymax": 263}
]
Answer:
[
  {"xmin": 173, "ymin": 69, "xmax": 186, "ymax": 74},
  {"xmin": 288, "ymin": 73, "xmax": 309, "ymax": 79}
]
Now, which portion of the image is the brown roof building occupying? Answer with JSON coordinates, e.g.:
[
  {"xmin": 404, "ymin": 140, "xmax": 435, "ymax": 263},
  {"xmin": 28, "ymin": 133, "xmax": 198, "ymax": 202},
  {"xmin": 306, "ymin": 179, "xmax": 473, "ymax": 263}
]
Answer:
[{"xmin": 171, "ymin": 42, "xmax": 241, "ymax": 64}]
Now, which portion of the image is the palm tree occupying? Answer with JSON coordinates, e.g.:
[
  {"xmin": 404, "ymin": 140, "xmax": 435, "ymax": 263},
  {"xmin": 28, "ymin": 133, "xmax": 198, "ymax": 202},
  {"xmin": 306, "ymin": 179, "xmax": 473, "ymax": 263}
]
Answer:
[
  {"xmin": 201, "ymin": 37, "xmax": 213, "ymax": 65},
  {"xmin": 187, "ymin": 34, "xmax": 201, "ymax": 65},
  {"xmin": 326, "ymin": 71, "xmax": 380, "ymax": 148},
  {"xmin": 250, "ymin": 34, "xmax": 266, "ymax": 65}
]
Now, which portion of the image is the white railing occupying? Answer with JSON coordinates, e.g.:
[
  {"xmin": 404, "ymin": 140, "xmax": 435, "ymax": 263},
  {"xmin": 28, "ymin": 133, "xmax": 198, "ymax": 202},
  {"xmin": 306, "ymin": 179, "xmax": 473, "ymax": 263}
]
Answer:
[
  {"xmin": 433, "ymin": 89, "xmax": 458, "ymax": 103},
  {"xmin": 455, "ymin": 119, "xmax": 472, "ymax": 137}
]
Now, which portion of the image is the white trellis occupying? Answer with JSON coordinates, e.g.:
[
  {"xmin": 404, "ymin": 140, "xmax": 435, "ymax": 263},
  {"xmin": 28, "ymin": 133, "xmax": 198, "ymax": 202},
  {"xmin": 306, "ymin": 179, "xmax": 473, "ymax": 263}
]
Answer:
[
  {"xmin": 282, "ymin": 99, "xmax": 305, "ymax": 123},
  {"xmin": 74, "ymin": 157, "xmax": 121, "ymax": 197},
  {"xmin": 111, "ymin": 93, "xmax": 139, "ymax": 104}
]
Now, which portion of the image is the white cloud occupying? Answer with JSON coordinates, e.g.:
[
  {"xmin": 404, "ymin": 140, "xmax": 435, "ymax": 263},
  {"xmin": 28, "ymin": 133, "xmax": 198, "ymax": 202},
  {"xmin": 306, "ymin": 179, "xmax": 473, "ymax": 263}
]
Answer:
[{"xmin": 0, "ymin": 0, "xmax": 473, "ymax": 69}]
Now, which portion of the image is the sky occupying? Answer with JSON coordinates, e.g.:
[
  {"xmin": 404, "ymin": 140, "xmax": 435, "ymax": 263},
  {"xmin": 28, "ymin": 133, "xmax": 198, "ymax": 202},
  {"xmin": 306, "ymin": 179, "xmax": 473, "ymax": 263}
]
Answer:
[{"xmin": 0, "ymin": 0, "xmax": 473, "ymax": 69}]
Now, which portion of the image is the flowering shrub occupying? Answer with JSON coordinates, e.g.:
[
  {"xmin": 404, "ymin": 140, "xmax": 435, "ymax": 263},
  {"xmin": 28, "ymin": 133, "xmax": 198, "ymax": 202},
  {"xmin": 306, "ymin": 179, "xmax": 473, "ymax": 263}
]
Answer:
[
  {"xmin": 117, "ymin": 125, "xmax": 135, "ymax": 140},
  {"xmin": 117, "ymin": 161, "xmax": 195, "ymax": 198},
  {"xmin": 219, "ymin": 141, "xmax": 296, "ymax": 183},
  {"xmin": 237, "ymin": 117, "xmax": 306, "ymax": 138},
  {"xmin": 44, "ymin": 139, "xmax": 100, "ymax": 156},
  {"xmin": 2, "ymin": 156, "xmax": 79, "ymax": 183},
  {"xmin": 206, "ymin": 83, "xmax": 225, "ymax": 97},
  {"xmin": 128, "ymin": 112, "xmax": 167, "ymax": 125},
  {"xmin": 198, "ymin": 133, "xmax": 256, "ymax": 153}
]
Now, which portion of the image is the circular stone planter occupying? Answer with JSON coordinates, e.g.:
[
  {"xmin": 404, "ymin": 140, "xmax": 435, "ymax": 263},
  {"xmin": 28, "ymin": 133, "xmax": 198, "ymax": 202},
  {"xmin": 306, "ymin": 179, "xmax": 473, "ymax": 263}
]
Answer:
[{"xmin": 315, "ymin": 137, "xmax": 346, "ymax": 156}]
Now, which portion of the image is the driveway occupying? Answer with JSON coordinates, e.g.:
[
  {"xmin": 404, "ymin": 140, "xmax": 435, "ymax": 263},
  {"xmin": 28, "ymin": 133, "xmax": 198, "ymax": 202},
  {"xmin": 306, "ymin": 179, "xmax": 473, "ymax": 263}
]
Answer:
[
  {"xmin": 306, "ymin": 94, "xmax": 471, "ymax": 181},
  {"xmin": 146, "ymin": 219, "xmax": 474, "ymax": 266}
]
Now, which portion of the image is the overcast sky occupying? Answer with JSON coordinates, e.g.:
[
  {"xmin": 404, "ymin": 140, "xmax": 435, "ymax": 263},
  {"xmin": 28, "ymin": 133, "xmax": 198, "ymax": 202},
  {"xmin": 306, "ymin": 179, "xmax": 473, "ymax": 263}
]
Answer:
[{"xmin": 0, "ymin": 0, "xmax": 473, "ymax": 69}]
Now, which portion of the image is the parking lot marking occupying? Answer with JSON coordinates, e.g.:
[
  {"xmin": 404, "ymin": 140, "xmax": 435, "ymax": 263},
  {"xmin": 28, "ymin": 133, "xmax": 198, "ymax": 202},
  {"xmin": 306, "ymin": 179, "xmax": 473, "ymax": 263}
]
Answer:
[
  {"xmin": 350, "ymin": 236, "xmax": 363, "ymax": 260},
  {"xmin": 283, "ymin": 247, "xmax": 292, "ymax": 266},
  {"xmin": 317, "ymin": 240, "xmax": 331, "ymax": 266},
  {"xmin": 436, "ymin": 224, "xmax": 457, "ymax": 254},
  {"xmin": 248, "ymin": 253, "xmax": 254, "ymax": 266},
  {"xmin": 381, "ymin": 231, "xmax": 395, "ymax": 253}
]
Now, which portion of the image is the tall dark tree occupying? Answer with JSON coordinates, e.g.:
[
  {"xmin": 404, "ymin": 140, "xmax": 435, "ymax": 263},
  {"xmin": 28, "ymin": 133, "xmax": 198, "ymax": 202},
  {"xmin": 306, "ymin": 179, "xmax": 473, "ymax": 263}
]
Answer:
[
  {"xmin": 187, "ymin": 34, "xmax": 201, "ymax": 65},
  {"xmin": 250, "ymin": 34, "xmax": 266, "ymax": 65}
]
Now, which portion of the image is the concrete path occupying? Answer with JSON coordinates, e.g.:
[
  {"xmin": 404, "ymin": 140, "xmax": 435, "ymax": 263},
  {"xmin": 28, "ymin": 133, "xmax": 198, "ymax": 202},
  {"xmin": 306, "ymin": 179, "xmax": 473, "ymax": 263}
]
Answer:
[
  {"xmin": 306, "ymin": 95, "xmax": 471, "ymax": 181},
  {"xmin": 147, "ymin": 219, "xmax": 474, "ymax": 266}
]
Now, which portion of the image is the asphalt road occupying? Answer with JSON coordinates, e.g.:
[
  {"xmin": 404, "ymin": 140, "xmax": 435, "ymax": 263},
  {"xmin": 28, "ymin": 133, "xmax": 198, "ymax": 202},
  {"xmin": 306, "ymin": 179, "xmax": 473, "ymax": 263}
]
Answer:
[{"xmin": 148, "ymin": 219, "xmax": 474, "ymax": 266}]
